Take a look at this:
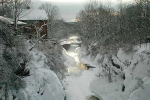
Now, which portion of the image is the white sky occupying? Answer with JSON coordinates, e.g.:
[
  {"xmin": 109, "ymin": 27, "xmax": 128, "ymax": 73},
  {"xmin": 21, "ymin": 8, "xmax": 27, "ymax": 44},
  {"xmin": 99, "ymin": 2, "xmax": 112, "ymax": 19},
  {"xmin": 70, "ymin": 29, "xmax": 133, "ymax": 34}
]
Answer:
[
  {"xmin": 41, "ymin": 0, "xmax": 132, "ymax": 3},
  {"xmin": 41, "ymin": 0, "xmax": 87, "ymax": 2},
  {"xmin": 32, "ymin": 0, "xmax": 133, "ymax": 22}
]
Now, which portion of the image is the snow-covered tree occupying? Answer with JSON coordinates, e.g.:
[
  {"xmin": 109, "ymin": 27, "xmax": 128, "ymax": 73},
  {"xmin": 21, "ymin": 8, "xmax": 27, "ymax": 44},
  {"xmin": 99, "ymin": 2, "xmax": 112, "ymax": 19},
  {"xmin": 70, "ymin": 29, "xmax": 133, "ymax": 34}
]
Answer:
[
  {"xmin": 0, "ymin": 23, "xmax": 29, "ymax": 100},
  {"xmin": 0, "ymin": 0, "xmax": 32, "ymax": 30},
  {"xmin": 0, "ymin": 47, "xmax": 27, "ymax": 100}
]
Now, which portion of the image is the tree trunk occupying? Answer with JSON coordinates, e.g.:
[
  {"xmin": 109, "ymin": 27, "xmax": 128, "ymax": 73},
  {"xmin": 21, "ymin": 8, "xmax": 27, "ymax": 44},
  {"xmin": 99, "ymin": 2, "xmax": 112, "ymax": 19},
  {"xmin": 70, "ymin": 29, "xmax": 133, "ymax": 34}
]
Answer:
[
  {"xmin": 108, "ymin": 57, "xmax": 112, "ymax": 83},
  {"xmin": 5, "ymin": 82, "xmax": 8, "ymax": 100},
  {"xmin": 108, "ymin": 66, "xmax": 112, "ymax": 83},
  {"xmin": 14, "ymin": 0, "xmax": 18, "ymax": 31},
  {"xmin": 1, "ymin": 0, "xmax": 4, "ymax": 16}
]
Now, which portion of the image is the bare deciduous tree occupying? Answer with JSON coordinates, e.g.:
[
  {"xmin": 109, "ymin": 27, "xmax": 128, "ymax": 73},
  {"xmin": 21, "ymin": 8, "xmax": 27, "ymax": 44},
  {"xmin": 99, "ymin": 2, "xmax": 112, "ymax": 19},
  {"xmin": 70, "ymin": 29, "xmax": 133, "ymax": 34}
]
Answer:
[
  {"xmin": 0, "ymin": 0, "xmax": 31, "ymax": 30},
  {"xmin": 39, "ymin": 3, "xmax": 60, "ymax": 38}
]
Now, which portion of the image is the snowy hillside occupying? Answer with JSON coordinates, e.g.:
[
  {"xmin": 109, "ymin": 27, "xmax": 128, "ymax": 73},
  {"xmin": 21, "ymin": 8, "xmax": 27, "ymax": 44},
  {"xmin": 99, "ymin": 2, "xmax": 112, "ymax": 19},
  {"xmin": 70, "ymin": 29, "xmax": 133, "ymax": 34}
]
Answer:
[
  {"xmin": 0, "ymin": 40, "xmax": 65, "ymax": 100},
  {"xmin": 17, "ymin": 50, "xmax": 65, "ymax": 100},
  {"xmin": 79, "ymin": 44, "xmax": 150, "ymax": 100}
]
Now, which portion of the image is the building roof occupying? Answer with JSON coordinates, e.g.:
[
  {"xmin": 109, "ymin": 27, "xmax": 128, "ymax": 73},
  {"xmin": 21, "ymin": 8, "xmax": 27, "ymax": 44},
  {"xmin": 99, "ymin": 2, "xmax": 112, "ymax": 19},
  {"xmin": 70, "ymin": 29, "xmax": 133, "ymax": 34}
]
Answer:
[
  {"xmin": 19, "ymin": 9, "xmax": 48, "ymax": 21},
  {"xmin": 0, "ymin": 16, "xmax": 26, "ymax": 25}
]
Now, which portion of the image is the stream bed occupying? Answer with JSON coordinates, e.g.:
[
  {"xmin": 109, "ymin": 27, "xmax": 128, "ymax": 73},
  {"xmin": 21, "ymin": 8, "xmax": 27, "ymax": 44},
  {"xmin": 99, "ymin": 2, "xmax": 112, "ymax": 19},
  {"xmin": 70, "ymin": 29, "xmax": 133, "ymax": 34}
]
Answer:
[{"xmin": 60, "ymin": 36, "xmax": 102, "ymax": 100}]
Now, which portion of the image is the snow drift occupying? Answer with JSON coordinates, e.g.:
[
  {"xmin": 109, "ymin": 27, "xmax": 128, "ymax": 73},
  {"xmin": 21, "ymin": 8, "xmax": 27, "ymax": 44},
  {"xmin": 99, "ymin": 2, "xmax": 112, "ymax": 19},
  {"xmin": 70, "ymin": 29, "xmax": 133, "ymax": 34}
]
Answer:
[
  {"xmin": 17, "ymin": 50, "xmax": 65, "ymax": 100},
  {"xmin": 79, "ymin": 44, "xmax": 150, "ymax": 100}
]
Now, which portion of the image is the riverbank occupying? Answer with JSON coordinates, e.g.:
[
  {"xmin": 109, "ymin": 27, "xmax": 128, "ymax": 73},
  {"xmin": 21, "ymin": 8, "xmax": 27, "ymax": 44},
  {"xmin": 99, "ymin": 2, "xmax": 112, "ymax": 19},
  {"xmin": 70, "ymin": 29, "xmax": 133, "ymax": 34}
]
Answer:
[{"xmin": 78, "ymin": 43, "xmax": 150, "ymax": 100}]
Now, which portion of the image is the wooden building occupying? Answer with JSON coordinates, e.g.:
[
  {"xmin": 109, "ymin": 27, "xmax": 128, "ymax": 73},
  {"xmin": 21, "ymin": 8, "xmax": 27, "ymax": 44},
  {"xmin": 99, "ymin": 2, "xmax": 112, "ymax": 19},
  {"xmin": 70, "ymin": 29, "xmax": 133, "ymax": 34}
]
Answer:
[{"xmin": 19, "ymin": 9, "xmax": 48, "ymax": 38}]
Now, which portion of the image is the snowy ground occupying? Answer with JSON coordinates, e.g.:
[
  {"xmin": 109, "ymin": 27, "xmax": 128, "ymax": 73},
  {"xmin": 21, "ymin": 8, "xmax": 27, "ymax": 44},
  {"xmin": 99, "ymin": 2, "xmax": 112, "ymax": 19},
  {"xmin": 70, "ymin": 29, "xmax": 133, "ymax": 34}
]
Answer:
[{"xmin": 17, "ymin": 49, "xmax": 65, "ymax": 100}]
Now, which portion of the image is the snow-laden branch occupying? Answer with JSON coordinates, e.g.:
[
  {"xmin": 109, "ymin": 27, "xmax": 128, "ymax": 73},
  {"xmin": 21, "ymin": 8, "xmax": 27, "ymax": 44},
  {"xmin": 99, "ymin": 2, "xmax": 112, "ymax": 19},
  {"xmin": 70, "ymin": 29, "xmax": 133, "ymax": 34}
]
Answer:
[{"xmin": 29, "ymin": 34, "xmax": 46, "ymax": 51}]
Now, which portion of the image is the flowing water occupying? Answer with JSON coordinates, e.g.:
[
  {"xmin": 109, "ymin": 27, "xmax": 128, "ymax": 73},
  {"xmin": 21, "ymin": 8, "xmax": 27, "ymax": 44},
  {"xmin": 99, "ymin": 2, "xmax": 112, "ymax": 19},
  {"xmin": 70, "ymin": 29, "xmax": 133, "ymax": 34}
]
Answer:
[
  {"xmin": 61, "ymin": 36, "xmax": 88, "ymax": 75},
  {"xmin": 61, "ymin": 36, "xmax": 102, "ymax": 100}
]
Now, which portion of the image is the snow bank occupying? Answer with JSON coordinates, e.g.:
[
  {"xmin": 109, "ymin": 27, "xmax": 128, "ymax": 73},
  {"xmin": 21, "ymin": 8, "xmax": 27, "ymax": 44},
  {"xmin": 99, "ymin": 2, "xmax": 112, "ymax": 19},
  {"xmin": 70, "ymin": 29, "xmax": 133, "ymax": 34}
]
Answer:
[
  {"xmin": 128, "ymin": 77, "xmax": 150, "ymax": 100},
  {"xmin": 17, "ymin": 50, "xmax": 65, "ymax": 100},
  {"xmin": 80, "ymin": 44, "xmax": 150, "ymax": 100}
]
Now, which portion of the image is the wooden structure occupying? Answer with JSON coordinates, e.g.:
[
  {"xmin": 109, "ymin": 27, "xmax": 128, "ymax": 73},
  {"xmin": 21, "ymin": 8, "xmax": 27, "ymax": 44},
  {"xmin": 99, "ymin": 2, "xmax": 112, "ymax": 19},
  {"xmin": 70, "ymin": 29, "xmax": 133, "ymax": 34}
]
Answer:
[{"xmin": 19, "ymin": 9, "xmax": 48, "ymax": 38}]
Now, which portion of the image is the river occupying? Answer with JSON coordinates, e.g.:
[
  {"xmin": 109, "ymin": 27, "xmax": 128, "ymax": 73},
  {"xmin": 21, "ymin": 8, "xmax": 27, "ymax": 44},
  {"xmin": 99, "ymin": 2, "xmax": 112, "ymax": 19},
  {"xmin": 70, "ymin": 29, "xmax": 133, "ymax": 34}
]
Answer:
[
  {"xmin": 60, "ymin": 36, "xmax": 101, "ymax": 100},
  {"xmin": 61, "ymin": 36, "xmax": 86, "ymax": 75}
]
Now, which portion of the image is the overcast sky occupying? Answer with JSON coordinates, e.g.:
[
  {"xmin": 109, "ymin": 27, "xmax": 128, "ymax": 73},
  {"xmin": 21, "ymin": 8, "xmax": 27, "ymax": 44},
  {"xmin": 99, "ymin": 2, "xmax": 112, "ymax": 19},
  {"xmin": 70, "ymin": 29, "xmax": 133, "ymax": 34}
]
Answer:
[{"xmin": 31, "ymin": 0, "xmax": 133, "ymax": 22}]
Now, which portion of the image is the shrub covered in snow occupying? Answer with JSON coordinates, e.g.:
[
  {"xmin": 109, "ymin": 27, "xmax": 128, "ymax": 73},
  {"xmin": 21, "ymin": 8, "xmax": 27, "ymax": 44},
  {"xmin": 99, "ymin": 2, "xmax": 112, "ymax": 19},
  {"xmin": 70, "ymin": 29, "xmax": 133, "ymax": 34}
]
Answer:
[
  {"xmin": 30, "ymin": 38, "xmax": 67, "ymax": 79},
  {"xmin": 0, "ymin": 27, "xmax": 29, "ymax": 100}
]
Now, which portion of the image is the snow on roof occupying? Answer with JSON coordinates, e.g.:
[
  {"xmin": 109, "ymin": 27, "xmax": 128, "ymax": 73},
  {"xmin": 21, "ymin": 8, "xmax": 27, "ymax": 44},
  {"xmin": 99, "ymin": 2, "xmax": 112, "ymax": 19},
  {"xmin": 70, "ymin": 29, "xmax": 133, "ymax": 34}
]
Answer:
[
  {"xmin": 0, "ymin": 16, "xmax": 26, "ymax": 25},
  {"xmin": 19, "ymin": 9, "xmax": 48, "ymax": 21}
]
